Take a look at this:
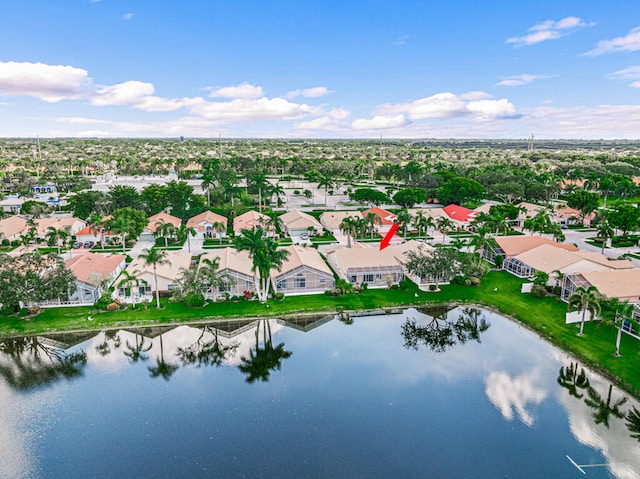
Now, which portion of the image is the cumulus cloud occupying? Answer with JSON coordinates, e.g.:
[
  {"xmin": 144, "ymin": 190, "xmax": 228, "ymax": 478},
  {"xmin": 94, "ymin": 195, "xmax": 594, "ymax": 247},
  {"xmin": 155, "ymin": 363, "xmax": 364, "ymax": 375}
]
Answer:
[
  {"xmin": 287, "ymin": 86, "xmax": 331, "ymax": 99},
  {"xmin": 508, "ymin": 16, "xmax": 594, "ymax": 46},
  {"xmin": 585, "ymin": 26, "xmax": 640, "ymax": 56},
  {"xmin": 207, "ymin": 82, "xmax": 264, "ymax": 99},
  {"xmin": 485, "ymin": 370, "xmax": 547, "ymax": 426},
  {"xmin": 352, "ymin": 114, "xmax": 409, "ymax": 130},
  {"xmin": 191, "ymin": 97, "xmax": 319, "ymax": 121},
  {"xmin": 122, "ymin": 13, "xmax": 134, "ymax": 21},
  {"xmin": 0, "ymin": 61, "xmax": 90, "ymax": 102},
  {"xmin": 92, "ymin": 80, "xmax": 155, "ymax": 106},
  {"xmin": 496, "ymin": 74, "xmax": 546, "ymax": 87},
  {"xmin": 376, "ymin": 91, "xmax": 516, "ymax": 120}
]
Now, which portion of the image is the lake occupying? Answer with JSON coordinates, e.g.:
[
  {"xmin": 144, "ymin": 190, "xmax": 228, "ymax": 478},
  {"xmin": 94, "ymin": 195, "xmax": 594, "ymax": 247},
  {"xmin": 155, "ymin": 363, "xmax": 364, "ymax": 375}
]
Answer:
[{"xmin": 1, "ymin": 306, "xmax": 639, "ymax": 478}]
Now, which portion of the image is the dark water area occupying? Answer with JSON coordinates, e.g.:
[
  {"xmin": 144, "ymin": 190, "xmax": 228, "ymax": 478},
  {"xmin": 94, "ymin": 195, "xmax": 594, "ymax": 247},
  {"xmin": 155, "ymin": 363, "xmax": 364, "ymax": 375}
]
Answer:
[{"xmin": 1, "ymin": 306, "xmax": 638, "ymax": 478}]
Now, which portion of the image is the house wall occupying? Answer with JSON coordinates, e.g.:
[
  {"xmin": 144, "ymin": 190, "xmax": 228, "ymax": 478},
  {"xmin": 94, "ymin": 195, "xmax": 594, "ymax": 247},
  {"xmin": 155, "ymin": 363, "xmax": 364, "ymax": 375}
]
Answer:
[
  {"xmin": 345, "ymin": 269, "xmax": 404, "ymax": 288},
  {"xmin": 272, "ymin": 266, "xmax": 334, "ymax": 295},
  {"xmin": 206, "ymin": 270, "xmax": 255, "ymax": 299}
]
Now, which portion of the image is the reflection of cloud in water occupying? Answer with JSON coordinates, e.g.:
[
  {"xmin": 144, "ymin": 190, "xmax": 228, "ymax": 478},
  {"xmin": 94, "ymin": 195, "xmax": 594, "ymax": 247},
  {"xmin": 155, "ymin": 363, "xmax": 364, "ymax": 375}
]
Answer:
[
  {"xmin": 485, "ymin": 369, "xmax": 547, "ymax": 426},
  {"xmin": 0, "ymin": 381, "xmax": 64, "ymax": 479},
  {"xmin": 555, "ymin": 357, "xmax": 640, "ymax": 479}
]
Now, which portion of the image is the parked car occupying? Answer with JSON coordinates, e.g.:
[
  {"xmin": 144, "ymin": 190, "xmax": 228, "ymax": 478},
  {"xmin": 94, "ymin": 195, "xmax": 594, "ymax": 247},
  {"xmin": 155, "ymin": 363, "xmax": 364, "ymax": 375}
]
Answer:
[
  {"xmin": 300, "ymin": 232, "xmax": 309, "ymax": 240},
  {"xmin": 83, "ymin": 241, "xmax": 94, "ymax": 248},
  {"xmin": 72, "ymin": 241, "xmax": 82, "ymax": 249}
]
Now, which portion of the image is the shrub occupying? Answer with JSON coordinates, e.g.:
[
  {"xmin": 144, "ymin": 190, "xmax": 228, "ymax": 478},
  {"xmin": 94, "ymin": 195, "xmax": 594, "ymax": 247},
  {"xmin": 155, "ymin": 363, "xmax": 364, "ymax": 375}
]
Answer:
[
  {"xmin": 324, "ymin": 289, "xmax": 332, "ymax": 296},
  {"xmin": 184, "ymin": 292, "xmax": 205, "ymax": 308},
  {"xmin": 1, "ymin": 239, "xmax": 9, "ymax": 246},
  {"xmin": 397, "ymin": 279, "xmax": 413, "ymax": 290},
  {"xmin": 469, "ymin": 277, "xmax": 481, "ymax": 286},
  {"xmin": 451, "ymin": 275, "xmax": 467, "ymax": 286},
  {"xmin": 274, "ymin": 292, "xmax": 285, "ymax": 301},
  {"xmin": 94, "ymin": 294, "xmax": 114, "ymax": 310},
  {"xmin": 28, "ymin": 306, "xmax": 41, "ymax": 316},
  {"xmin": 106, "ymin": 302, "xmax": 119, "ymax": 311},
  {"xmin": 429, "ymin": 284, "xmax": 437, "ymax": 291},
  {"xmin": 531, "ymin": 284, "xmax": 547, "ymax": 298},
  {"xmin": 361, "ymin": 282, "xmax": 369, "ymax": 291}
]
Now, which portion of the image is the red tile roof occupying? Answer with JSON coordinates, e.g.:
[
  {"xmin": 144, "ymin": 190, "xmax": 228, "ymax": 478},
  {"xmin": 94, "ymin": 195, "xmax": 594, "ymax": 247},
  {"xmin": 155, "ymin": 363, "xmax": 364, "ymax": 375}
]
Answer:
[
  {"xmin": 362, "ymin": 207, "xmax": 397, "ymax": 225},
  {"xmin": 443, "ymin": 204, "xmax": 476, "ymax": 222}
]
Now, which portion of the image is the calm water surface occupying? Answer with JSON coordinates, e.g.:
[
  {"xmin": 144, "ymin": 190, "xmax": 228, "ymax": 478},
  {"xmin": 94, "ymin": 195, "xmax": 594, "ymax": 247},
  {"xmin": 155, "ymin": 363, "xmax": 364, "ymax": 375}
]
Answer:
[{"xmin": 1, "ymin": 306, "xmax": 639, "ymax": 479}]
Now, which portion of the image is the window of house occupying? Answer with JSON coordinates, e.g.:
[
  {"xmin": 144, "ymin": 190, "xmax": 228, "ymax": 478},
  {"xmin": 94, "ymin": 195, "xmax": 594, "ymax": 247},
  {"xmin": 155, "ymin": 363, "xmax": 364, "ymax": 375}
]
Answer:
[
  {"xmin": 276, "ymin": 280, "xmax": 286, "ymax": 290},
  {"xmin": 364, "ymin": 274, "xmax": 374, "ymax": 283},
  {"xmin": 294, "ymin": 276, "xmax": 306, "ymax": 288}
]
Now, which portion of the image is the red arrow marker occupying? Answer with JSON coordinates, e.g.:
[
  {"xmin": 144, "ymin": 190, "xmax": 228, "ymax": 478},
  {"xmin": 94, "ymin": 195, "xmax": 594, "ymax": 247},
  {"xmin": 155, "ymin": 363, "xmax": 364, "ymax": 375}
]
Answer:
[{"xmin": 379, "ymin": 223, "xmax": 399, "ymax": 250}]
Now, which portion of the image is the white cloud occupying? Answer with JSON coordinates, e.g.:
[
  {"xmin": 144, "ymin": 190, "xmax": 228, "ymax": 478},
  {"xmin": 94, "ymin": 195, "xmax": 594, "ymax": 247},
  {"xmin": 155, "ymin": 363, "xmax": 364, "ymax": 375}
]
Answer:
[
  {"xmin": 92, "ymin": 80, "xmax": 155, "ymax": 106},
  {"xmin": 585, "ymin": 26, "xmax": 640, "ymax": 56},
  {"xmin": 191, "ymin": 97, "xmax": 319, "ymax": 121},
  {"xmin": 352, "ymin": 114, "xmax": 409, "ymax": 130},
  {"xmin": 508, "ymin": 16, "xmax": 594, "ymax": 46},
  {"xmin": 56, "ymin": 117, "xmax": 110, "ymax": 125},
  {"xmin": 496, "ymin": 74, "xmax": 545, "ymax": 87},
  {"xmin": 287, "ymin": 86, "xmax": 332, "ymax": 99},
  {"xmin": 0, "ymin": 61, "xmax": 90, "ymax": 102},
  {"xmin": 377, "ymin": 91, "xmax": 516, "ymax": 120},
  {"xmin": 122, "ymin": 13, "xmax": 134, "ymax": 21},
  {"xmin": 394, "ymin": 33, "xmax": 409, "ymax": 46},
  {"xmin": 135, "ymin": 96, "xmax": 204, "ymax": 112},
  {"xmin": 207, "ymin": 82, "xmax": 264, "ymax": 99},
  {"xmin": 294, "ymin": 117, "xmax": 337, "ymax": 130},
  {"xmin": 485, "ymin": 370, "xmax": 547, "ymax": 427}
]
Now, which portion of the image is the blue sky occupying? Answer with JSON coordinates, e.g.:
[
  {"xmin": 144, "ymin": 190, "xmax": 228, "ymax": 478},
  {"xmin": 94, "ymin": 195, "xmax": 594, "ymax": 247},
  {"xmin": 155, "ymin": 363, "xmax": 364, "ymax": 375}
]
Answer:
[{"xmin": 1, "ymin": 0, "xmax": 640, "ymax": 138}]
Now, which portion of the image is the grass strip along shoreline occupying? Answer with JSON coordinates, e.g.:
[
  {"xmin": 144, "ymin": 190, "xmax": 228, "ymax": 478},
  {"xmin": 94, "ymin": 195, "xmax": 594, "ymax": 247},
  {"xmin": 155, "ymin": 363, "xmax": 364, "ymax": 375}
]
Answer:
[{"xmin": 2, "ymin": 271, "xmax": 639, "ymax": 398}]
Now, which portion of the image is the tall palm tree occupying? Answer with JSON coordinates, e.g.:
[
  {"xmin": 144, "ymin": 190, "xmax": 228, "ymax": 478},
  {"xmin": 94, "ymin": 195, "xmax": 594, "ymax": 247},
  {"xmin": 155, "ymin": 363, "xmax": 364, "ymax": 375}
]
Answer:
[
  {"xmin": 395, "ymin": 209, "xmax": 412, "ymax": 239},
  {"xmin": 117, "ymin": 269, "xmax": 145, "ymax": 306},
  {"xmin": 567, "ymin": 286, "xmax": 603, "ymax": 337},
  {"xmin": 340, "ymin": 216, "xmax": 359, "ymax": 248},
  {"xmin": 596, "ymin": 220, "xmax": 614, "ymax": 255},
  {"xmin": 154, "ymin": 219, "xmax": 176, "ymax": 248},
  {"xmin": 88, "ymin": 214, "xmax": 106, "ymax": 249},
  {"xmin": 176, "ymin": 223, "xmax": 197, "ymax": 253},
  {"xmin": 234, "ymin": 228, "xmax": 290, "ymax": 302},
  {"xmin": 45, "ymin": 225, "xmax": 70, "ymax": 255},
  {"xmin": 261, "ymin": 210, "xmax": 284, "ymax": 238},
  {"xmin": 198, "ymin": 256, "xmax": 235, "ymax": 302},
  {"xmin": 108, "ymin": 216, "xmax": 135, "ymax": 253},
  {"xmin": 317, "ymin": 174, "xmax": 334, "ymax": 207},
  {"xmin": 211, "ymin": 221, "xmax": 226, "ymax": 245},
  {"xmin": 364, "ymin": 211, "xmax": 382, "ymax": 239},
  {"xmin": 436, "ymin": 217, "xmax": 454, "ymax": 244},
  {"xmin": 138, "ymin": 248, "xmax": 169, "ymax": 309}
]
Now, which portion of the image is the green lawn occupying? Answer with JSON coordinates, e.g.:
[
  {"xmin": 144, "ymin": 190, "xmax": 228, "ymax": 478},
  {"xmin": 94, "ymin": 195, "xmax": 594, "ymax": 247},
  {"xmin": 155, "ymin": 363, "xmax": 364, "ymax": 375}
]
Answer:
[{"xmin": 2, "ymin": 270, "xmax": 639, "ymax": 396}]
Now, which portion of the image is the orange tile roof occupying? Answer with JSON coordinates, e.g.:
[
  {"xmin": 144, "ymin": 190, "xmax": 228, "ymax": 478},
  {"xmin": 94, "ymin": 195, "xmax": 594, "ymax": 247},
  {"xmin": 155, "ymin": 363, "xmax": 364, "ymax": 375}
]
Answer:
[
  {"xmin": 494, "ymin": 235, "xmax": 578, "ymax": 257},
  {"xmin": 65, "ymin": 252, "xmax": 126, "ymax": 284}
]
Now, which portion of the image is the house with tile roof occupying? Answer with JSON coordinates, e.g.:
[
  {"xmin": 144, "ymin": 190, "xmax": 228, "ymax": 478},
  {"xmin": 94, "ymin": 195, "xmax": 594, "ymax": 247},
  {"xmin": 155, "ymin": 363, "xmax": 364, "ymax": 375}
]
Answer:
[
  {"xmin": 279, "ymin": 210, "xmax": 323, "ymax": 238},
  {"xmin": 34, "ymin": 217, "xmax": 86, "ymax": 241},
  {"xmin": 319, "ymin": 211, "xmax": 361, "ymax": 234},
  {"xmin": 325, "ymin": 243, "xmax": 404, "ymax": 288},
  {"xmin": 0, "ymin": 215, "xmax": 28, "ymax": 242},
  {"xmin": 186, "ymin": 211, "xmax": 227, "ymax": 239},
  {"xmin": 233, "ymin": 210, "xmax": 273, "ymax": 236},
  {"xmin": 118, "ymin": 251, "xmax": 193, "ymax": 301},
  {"xmin": 442, "ymin": 204, "xmax": 476, "ymax": 225},
  {"xmin": 271, "ymin": 245, "xmax": 334, "ymax": 295},
  {"xmin": 561, "ymin": 269, "xmax": 640, "ymax": 308},
  {"xmin": 139, "ymin": 212, "xmax": 182, "ymax": 241},
  {"xmin": 481, "ymin": 235, "xmax": 578, "ymax": 264},
  {"xmin": 362, "ymin": 207, "xmax": 397, "ymax": 234},
  {"xmin": 198, "ymin": 248, "xmax": 255, "ymax": 300},
  {"xmin": 384, "ymin": 240, "xmax": 450, "ymax": 288}
]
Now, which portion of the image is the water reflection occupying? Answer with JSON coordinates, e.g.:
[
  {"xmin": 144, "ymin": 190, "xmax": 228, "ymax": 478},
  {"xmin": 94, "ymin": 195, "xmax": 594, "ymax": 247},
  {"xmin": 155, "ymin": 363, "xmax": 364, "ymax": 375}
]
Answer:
[
  {"xmin": 627, "ymin": 407, "xmax": 640, "ymax": 442},
  {"xmin": 148, "ymin": 335, "xmax": 180, "ymax": 381},
  {"xmin": 401, "ymin": 306, "xmax": 490, "ymax": 353},
  {"xmin": 557, "ymin": 362, "xmax": 590, "ymax": 399},
  {"xmin": 0, "ymin": 336, "xmax": 87, "ymax": 391},
  {"xmin": 175, "ymin": 325, "xmax": 239, "ymax": 368},
  {"xmin": 238, "ymin": 319, "xmax": 293, "ymax": 383},
  {"xmin": 585, "ymin": 384, "xmax": 628, "ymax": 429}
]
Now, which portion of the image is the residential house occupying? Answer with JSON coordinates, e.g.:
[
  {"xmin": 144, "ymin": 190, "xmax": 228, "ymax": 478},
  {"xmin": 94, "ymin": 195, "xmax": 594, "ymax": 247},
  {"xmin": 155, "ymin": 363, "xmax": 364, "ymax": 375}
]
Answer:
[
  {"xmin": 481, "ymin": 235, "xmax": 578, "ymax": 264},
  {"xmin": 35, "ymin": 217, "xmax": 86, "ymax": 242},
  {"xmin": 561, "ymin": 269, "xmax": 640, "ymax": 314},
  {"xmin": 233, "ymin": 210, "xmax": 272, "ymax": 236},
  {"xmin": 271, "ymin": 245, "xmax": 335, "ymax": 295},
  {"xmin": 442, "ymin": 204, "xmax": 477, "ymax": 226},
  {"xmin": 325, "ymin": 243, "xmax": 404, "ymax": 288},
  {"xmin": 198, "ymin": 247, "xmax": 255, "ymax": 300},
  {"xmin": 0, "ymin": 215, "xmax": 28, "ymax": 242},
  {"xmin": 515, "ymin": 202, "xmax": 548, "ymax": 228},
  {"xmin": 34, "ymin": 252, "xmax": 126, "ymax": 306},
  {"xmin": 139, "ymin": 212, "xmax": 182, "ymax": 242},
  {"xmin": 118, "ymin": 250, "xmax": 192, "ymax": 301},
  {"xmin": 319, "ymin": 211, "xmax": 361, "ymax": 234},
  {"xmin": 361, "ymin": 207, "xmax": 397, "ymax": 234},
  {"xmin": 186, "ymin": 211, "xmax": 227, "ymax": 239},
  {"xmin": 0, "ymin": 195, "xmax": 26, "ymax": 214},
  {"xmin": 279, "ymin": 210, "xmax": 323, "ymax": 238},
  {"xmin": 384, "ymin": 240, "xmax": 453, "ymax": 288},
  {"xmin": 505, "ymin": 244, "xmax": 634, "ymax": 281}
]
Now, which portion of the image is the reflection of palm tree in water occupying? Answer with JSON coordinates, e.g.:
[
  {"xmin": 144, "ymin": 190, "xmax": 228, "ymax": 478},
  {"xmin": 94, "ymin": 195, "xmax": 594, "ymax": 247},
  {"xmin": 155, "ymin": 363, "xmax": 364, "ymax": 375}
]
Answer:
[
  {"xmin": 176, "ymin": 325, "xmax": 238, "ymax": 367},
  {"xmin": 0, "ymin": 336, "xmax": 87, "ymax": 391},
  {"xmin": 124, "ymin": 334, "xmax": 152, "ymax": 363},
  {"xmin": 95, "ymin": 330, "xmax": 121, "ymax": 356},
  {"xmin": 626, "ymin": 406, "xmax": 640, "ymax": 442},
  {"xmin": 557, "ymin": 362, "xmax": 590, "ymax": 399},
  {"xmin": 148, "ymin": 335, "xmax": 179, "ymax": 381},
  {"xmin": 402, "ymin": 307, "xmax": 490, "ymax": 354},
  {"xmin": 238, "ymin": 319, "xmax": 292, "ymax": 383},
  {"xmin": 584, "ymin": 383, "xmax": 627, "ymax": 428}
]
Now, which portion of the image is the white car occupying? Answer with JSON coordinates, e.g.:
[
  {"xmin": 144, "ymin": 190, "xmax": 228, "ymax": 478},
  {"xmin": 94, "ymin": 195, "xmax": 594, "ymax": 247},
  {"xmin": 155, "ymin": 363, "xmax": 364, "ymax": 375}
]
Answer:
[{"xmin": 299, "ymin": 232, "xmax": 309, "ymax": 240}]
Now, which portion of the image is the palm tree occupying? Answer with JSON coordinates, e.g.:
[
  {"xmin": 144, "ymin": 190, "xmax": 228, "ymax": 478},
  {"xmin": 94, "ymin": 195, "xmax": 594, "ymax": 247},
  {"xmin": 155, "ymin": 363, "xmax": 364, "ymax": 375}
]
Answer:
[
  {"xmin": 198, "ymin": 257, "xmax": 235, "ymax": 302},
  {"xmin": 138, "ymin": 248, "xmax": 169, "ymax": 308},
  {"xmin": 340, "ymin": 216, "xmax": 359, "ymax": 248},
  {"xmin": 567, "ymin": 286, "xmax": 603, "ymax": 337},
  {"xmin": 436, "ymin": 217, "xmax": 454, "ymax": 244},
  {"xmin": 316, "ymin": 174, "xmax": 334, "ymax": 206},
  {"xmin": 148, "ymin": 335, "xmax": 179, "ymax": 381},
  {"xmin": 176, "ymin": 223, "xmax": 197, "ymax": 253},
  {"xmin": 234, "ymin": 228, "xmax": 290, "ymax": 302},
  {"xmin": 250, "ymin": 172, "xmax": 269, "ymax": 210},
  {"xmin": 211, "ymin": 221, "xmax": 226, "ymax": 245},
  {"xmin": 45, "ymin": 225, "xmax": 70, "ymax": 255},
  {"xmin": 613, "ymin": 301, "xmax": 635, "ymax": 357},
  {"xmin": 557, "ymin": 362, "xmax": 590, "ymax": 398},
  {"xmin": 261, "ymin": 210, "xmax": 284, "ymax": 238},
  {"xmin": 596, "ymin": 220, "xmax": 614, "ymax": 255},
  {"xmin": 269, "ymin": 183, "xmax": 286, "ymax": 207},
  {"xmin": 396, "ymin": 209, "xmax": 412, "ymax": 239},
  {"xmin": 584, "ymin": 384, "xmax": 628, "ymax": 428},
  {"xmin": 108, "ymin": 216, "xmax": 135, "ymax": 253},
  {"xmin": 154, "ymin": 219, "xmax": 176, "ymax": 248},
  {"xmin": 88, "ymin": 214, "xmax": 106, "ymax": 249},
  {"xmin": 364, "ymin": 211, "xmax": 382, "ymax": 239},
  {"xmin": 117, "ymin": 269, "xmax": 145, "ymax": 306}
]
